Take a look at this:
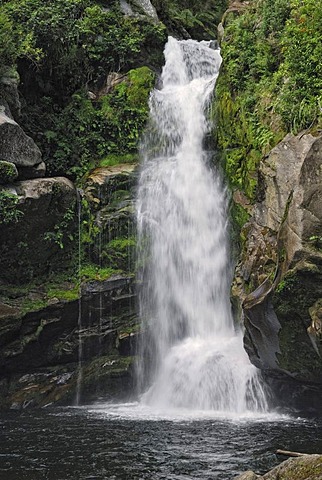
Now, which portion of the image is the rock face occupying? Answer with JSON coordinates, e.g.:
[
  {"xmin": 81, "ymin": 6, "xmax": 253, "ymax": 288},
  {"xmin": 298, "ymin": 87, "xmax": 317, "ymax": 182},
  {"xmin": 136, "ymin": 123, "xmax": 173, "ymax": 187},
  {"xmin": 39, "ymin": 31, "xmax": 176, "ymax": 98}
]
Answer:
[
  {"xmin": 234, "ymin": 454, "xmax": 322, "ymax": 479},
  {"xmin": 0, "ymin": 162, "xmax": 139, "ymax": 408},
  {"xmin": 0, "ymin": 275, "xmax": 138, "ymax": 409},
  {"xmin": 84, "ymin": 164, "xmax": 137, "ymax": 272},
  {"xmin": 0, "ymin": 67, "xmax": 21, "ymax": 119},
  {"xmin": 0, "ymin": 177, "xmax": 77, "ymax": 283},
  {"xmin": 234, "ymin": 133, "xmax": 322, "ymax": 412}
]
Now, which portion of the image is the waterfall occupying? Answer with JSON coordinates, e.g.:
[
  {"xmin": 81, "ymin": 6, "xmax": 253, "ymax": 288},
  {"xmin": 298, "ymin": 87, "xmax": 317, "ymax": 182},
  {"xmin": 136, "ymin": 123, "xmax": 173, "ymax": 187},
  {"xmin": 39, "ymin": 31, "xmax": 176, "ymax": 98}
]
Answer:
[{"xmin": 136, "ymin": 37, "xmax": 268, "ymax": 413}]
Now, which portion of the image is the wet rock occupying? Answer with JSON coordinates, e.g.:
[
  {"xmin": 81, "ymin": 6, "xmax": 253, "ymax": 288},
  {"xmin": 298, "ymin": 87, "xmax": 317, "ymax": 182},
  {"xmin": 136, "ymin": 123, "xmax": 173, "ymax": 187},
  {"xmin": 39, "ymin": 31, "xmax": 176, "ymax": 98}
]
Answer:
[
  {"xmin": 234, "ymin": 133, "xmax": 322, "ymax": 411},
  {"xmin": 0, "ymin": 275, "xmax": 138, "ymax": 408},
  {"xmin": 84, "ymin": 164, "xmax": 137, "ymax": 272},
  {"xmin": 81, "ymin": 275, "xmax": 132, "ymax": 296},
  {"xmin": 235, "ymin": 455, "xmax": 322, "ymax": 479},
  {"xmin": 85, "ymin": 164, "xmax": 137, "ymax": 209}
]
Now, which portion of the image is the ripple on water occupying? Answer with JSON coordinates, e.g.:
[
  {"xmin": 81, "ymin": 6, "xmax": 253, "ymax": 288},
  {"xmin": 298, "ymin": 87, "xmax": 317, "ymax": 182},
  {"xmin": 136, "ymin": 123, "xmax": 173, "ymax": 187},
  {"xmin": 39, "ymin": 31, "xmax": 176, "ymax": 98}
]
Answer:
[{"xmin": 0, "ymin": 405, "xmax": 321, "ymax": 480}]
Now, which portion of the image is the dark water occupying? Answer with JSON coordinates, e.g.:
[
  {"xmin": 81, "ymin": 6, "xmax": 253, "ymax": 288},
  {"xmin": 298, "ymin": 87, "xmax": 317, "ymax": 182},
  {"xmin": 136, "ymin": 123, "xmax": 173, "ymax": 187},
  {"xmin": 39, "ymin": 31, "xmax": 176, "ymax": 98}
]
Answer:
[{"xmin": 1, "ymin": 403, "xmax": 322, "ymax": 480}]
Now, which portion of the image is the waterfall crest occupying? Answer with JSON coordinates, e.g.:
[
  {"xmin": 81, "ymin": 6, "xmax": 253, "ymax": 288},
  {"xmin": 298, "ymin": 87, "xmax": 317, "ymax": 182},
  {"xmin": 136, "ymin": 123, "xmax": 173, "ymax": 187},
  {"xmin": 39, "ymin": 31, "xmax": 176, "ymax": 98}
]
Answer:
[{"xmin": 136, "ymin": 37, "xmax": 267, "ymax": 413}]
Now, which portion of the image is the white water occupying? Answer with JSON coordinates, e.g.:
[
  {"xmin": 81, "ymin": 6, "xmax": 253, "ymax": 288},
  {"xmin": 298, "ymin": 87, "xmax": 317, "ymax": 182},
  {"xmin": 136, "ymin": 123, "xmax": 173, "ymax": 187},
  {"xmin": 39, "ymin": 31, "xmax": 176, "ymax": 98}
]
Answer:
[{"xmin": 136, "ymin": 37, "xmax": 268, "ymax": 414}]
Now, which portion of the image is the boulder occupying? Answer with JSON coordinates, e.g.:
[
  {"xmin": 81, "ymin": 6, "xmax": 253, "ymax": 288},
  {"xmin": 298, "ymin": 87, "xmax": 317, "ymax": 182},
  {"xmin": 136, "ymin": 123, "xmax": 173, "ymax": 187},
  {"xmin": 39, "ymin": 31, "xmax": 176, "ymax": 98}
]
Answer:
[
  {"xmin": 126, "ymin": 0, "xmax": 158, "ymax": 19},
  {"xmin": 84, "ymin": 164, "xmax": 137, "ymax": 209},
  {"xmin": 262, "ymin": 455, "xmax": 322, "ymax": 479},
  {"xmin": 234, "ymin": 455, "xmax": 322, "ymax": 479},
  {"xmin": 0, "ymin": 109, "xmax": 42, "ymax": 167},
  {"xmin": 233, "ymin": 133, "xmax": 322, "ymax": 411},
  {"xmin": 234, "ymin": 472, "xmax": 259, "ymax": 480}
]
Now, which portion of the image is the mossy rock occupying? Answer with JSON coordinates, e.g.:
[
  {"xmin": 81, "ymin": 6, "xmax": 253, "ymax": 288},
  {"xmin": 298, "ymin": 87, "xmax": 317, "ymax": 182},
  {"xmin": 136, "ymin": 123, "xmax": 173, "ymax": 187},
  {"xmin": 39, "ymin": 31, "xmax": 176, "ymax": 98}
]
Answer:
[{"xmin": 0, "ymin": 160, "xmax": 18, "ymax": 184}]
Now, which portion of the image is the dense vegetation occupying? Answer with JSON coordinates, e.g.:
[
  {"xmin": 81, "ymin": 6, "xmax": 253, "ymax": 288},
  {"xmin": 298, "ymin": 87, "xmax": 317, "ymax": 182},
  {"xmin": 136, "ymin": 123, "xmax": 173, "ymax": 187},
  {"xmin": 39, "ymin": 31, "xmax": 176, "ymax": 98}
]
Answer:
[
  {"xmin": 0, "ymin": 0, "xmax": 230, "ymax": 291},
  {"xmin": 0, "ymin": 0, "xmax": 168, "ymax": 180},
  {"xmin": 216, "ymin": 0, "xmax": 322, "ymax": 203},
  {"xmin": 0, "ymin": 0, "xmax": 229, "ymax": 181},
  {"xmin": 152, "ymin": 0, "xmax": 227, "ymax": 39}
]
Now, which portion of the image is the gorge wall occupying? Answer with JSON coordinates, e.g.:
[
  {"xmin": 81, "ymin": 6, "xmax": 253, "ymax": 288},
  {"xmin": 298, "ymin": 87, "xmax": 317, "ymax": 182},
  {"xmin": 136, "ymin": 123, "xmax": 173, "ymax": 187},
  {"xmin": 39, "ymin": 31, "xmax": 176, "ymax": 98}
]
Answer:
[
  {"xmin": 216, "ymin": 0, "xmax": 322, "ymax": 413},
  {"xmin": 0, "ymin": 0, "xmax": 322, "ymax": 413}
]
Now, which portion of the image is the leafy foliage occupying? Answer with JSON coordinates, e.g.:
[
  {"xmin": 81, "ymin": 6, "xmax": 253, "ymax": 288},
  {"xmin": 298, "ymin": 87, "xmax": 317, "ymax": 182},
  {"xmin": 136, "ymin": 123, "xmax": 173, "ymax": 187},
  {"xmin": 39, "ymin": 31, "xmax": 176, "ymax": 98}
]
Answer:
[
  {"xmin": 152, "ymin": 0, "xmax": 228, "ymax": 39},
  {"xmin": 0, "ymin": 191, "xmax": 23, "ymax": 224},
  {"xmin": 40, "ymin": 66, "xmax": 154, "ymax": 179},
  {"xmin": 215, "ymin": 0, "xmax": 322, "ymax": 204},
  {"xmin": 0, "ymin": 161, "xmax": 18, "ymax": 184},
  {"xmin": 0, "ymin": 0, "xmax": 164, "ymax": 181}
]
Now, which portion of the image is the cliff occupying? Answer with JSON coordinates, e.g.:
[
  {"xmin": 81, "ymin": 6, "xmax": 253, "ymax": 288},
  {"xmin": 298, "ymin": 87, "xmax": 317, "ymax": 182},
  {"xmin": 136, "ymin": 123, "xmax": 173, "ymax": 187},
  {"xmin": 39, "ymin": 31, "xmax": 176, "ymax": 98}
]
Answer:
[
  {"xmin": 0, "ymin": 0, "xmax": 228, "ymax": 407},
  {"xmin": 216, "ymin": 0, "xmax": 322, "ymax": 413}
]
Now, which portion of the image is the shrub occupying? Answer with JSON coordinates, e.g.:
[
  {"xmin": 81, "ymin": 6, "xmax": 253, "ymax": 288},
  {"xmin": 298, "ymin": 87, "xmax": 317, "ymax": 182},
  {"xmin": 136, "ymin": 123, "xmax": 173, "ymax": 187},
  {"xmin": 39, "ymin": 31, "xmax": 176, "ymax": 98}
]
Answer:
[
  {"xmin": 0, "ymin": 161, "xmax": 18, "ymax": 184},
  {"xmin": 0, "ymin": 190, "xmax": 23, "ymax": 224}
]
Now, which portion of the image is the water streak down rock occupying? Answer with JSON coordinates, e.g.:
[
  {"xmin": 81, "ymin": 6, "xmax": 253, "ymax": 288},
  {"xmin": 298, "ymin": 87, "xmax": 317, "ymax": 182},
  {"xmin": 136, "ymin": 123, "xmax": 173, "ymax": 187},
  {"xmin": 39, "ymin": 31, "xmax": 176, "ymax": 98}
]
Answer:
[{"xmin": 136, "ymin": 37, "xmax": 267, "ymax": 413}]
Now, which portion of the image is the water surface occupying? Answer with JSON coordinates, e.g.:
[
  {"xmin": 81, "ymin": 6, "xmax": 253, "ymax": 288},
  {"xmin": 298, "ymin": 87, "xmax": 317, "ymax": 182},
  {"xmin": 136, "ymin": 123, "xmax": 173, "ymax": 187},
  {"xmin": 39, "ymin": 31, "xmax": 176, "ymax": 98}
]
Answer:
[{"xmin": 1, "ymin": 403, "xmax": 322, "ymax": 480}]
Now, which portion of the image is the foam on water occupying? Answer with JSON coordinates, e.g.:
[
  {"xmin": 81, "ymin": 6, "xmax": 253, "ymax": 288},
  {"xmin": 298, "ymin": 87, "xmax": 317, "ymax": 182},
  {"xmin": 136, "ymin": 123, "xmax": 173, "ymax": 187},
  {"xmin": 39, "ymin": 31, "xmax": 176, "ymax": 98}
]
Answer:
[{"xmin": 85, "ymin": 402, "xmax": 294, "ymax": 424}]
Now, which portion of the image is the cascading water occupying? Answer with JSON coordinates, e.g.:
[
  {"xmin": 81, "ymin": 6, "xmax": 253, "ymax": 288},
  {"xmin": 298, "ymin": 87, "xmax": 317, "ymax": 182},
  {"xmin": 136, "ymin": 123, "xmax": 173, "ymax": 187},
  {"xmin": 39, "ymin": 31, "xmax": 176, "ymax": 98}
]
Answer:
[{"xmin": 136, "ymin": 37, "xmax": 268, "ymax": 414}]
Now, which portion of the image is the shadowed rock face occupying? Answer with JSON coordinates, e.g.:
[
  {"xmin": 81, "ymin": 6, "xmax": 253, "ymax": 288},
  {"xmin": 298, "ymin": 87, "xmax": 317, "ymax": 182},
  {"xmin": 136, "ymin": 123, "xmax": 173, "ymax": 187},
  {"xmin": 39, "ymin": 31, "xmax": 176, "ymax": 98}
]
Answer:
[
  {"xmin": 0, "ymin": 177, "xmax": 77, "ymax": 283},
  {"xmin": 0, "ymin": 275, "xmax": 138, "ymax": 409},
  {"xmin": 233, "ymin": 133, "xmax": 322, "ymax": 412}
]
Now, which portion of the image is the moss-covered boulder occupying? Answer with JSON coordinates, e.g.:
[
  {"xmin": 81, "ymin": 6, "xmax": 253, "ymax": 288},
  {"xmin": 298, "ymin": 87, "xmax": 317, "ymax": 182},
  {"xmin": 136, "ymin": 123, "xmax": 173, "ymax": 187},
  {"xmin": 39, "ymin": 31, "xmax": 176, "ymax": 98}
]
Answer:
[{"xmin": 234, "ymin": 454, "xmax": 322, "ymax": 480}]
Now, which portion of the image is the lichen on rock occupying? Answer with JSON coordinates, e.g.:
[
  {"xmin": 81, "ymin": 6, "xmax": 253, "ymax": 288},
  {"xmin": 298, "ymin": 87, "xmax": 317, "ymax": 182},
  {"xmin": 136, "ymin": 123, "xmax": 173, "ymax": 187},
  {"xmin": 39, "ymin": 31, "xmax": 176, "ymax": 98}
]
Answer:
[{"xmin": 234, "ymin": 454, "xmax": 322, "ymax": 480}]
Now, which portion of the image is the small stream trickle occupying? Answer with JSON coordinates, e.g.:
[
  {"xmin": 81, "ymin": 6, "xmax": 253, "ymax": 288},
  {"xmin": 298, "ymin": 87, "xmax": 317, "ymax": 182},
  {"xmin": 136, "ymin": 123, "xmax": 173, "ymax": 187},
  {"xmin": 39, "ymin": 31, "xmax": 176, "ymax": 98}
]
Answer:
[{"xmin": 75, "ymin": 189, "xmax": 83, "ymax": 406}]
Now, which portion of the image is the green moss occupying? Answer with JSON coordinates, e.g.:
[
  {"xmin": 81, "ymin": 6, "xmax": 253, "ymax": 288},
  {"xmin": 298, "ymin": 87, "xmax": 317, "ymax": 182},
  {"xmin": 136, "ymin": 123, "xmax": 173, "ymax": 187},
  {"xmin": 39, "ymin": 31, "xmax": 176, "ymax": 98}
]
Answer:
[
  {"xmin": 230, "ymin": 202, "xmax": 250, "ymax": 244},
  {"xmin": 99, "ymin": 153, "xmax": 138, "ymax": 168},
  {"xmin": 215, "ymin": 0, "xmax": 322, "ymax": 210},
  {"xmin": 46, "ymin": 286, "xmax": 79, "ymax": 302},
  {"xmin": 0, "ymin": 190, "xmax": 23, "ymax": 225},
  {"xmin": 20, "ymin": 298, "xmax": 49, "ymax": 315},
  {"xmin": 126, "ymin": 66, "xmax": 155, "ymax": 108},
  {"xmin": 0, "ymin": 161, "xmax": 18, "ymax": 184},
  {"xmin": 80, "ymin": 264, "xmax": 120, "ymax": 282},
  {"xmin": 100, "ymin": 236, "xmax": 136, "ymax": 272}
]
